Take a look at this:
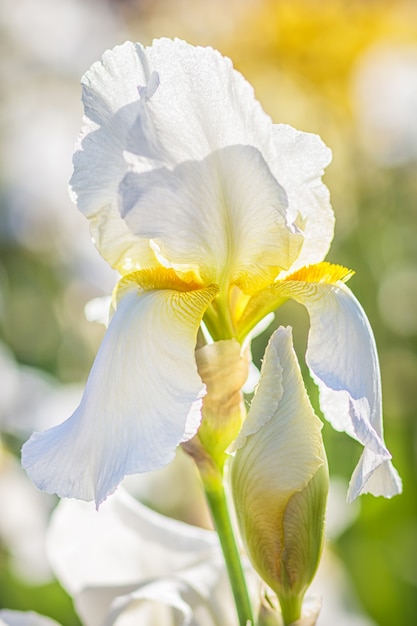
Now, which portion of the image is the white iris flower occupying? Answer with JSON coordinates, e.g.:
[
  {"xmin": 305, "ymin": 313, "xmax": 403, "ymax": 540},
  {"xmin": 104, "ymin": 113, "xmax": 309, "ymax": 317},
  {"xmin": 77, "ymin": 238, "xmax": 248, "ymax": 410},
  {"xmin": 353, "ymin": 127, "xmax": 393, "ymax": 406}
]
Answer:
[
  {"xmin": 22, "ymin": 39, "xmax": 401, "ymax": 506},
  {"xmin": 0, "ymin": 489, "xmax": 256, "ymax": 626}
]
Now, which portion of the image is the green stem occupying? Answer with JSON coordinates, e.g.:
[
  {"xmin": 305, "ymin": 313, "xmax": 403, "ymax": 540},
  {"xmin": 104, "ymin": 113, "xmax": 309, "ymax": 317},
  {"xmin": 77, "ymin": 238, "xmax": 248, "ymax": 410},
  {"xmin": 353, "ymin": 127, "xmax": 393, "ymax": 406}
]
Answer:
[
  {"xmin": 280, "ymin": 594, "xmax": 303, "ymax": 625},
  {"xmin": 202, "ymin": 470, "xmax": 255, "ymax": 626}
]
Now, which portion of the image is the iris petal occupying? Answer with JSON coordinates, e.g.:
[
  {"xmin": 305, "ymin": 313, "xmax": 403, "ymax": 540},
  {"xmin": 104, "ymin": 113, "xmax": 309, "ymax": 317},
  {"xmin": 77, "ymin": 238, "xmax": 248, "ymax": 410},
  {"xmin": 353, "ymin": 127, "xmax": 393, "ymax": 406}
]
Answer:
[
  {"xmin": 269, "ymin": 124, "xmax": 334, "ymax": 271},
  {"xmin": 47, "ymin": 489, "xmax": 231, "ymax": 626},
  {"xmin": 70, "ymin": 43, "xmax": 159, "ymax": 274},
  {"xmin": 70, "ymin": 39, "xmax": 276, "ymax": 274},
  {"xmin": 22, "ymin": 282, "xmax": 217, "ymax": 506},
  {"xmin": 275, "ymin": 270, "xmax": 402, "ymax": 500},
  {"xmin": 121, "ymin": 145, "xmax": 301, "ymax": 289},
  {"xmin": 47, "ymin": 489, "xmax": 219, "ymax": 594},
  {"xmin": 70, "ymin": 40, "xmax": 332, "ymax": 281}
]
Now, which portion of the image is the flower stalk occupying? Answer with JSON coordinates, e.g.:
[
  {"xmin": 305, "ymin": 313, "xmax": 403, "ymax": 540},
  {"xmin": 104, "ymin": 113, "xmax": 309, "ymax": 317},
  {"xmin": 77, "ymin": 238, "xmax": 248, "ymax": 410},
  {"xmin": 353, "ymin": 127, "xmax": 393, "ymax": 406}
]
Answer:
[
  {"xmin": 201, "ymin": 465, "xmax": 255, "ymax": 626},
  {"xmin": 183, "ymin": 338, "xmax": 255, "ymax": 624}
]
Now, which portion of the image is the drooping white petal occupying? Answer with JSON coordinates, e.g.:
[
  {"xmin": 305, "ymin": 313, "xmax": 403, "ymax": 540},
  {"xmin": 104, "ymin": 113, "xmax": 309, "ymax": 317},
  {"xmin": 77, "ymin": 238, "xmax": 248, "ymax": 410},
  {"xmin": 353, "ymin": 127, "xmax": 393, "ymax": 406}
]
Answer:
[
  {"xmin": 282, "ymin": 279, "xmax": 402, "ymax": 501},
  {"xmin": 22, "ymin": 284, "xmax": 216, "ymax": 505},
  {"xmin": 269, "ymin": 125, "xmax": 334, "ymax": 272},
  {"xmin": 47, "ymin": 489, "xmax": 236, "ymax": 626},
  {"xmin": 121, "ymin": 145, "xmax": 301, "ymax": 289}
]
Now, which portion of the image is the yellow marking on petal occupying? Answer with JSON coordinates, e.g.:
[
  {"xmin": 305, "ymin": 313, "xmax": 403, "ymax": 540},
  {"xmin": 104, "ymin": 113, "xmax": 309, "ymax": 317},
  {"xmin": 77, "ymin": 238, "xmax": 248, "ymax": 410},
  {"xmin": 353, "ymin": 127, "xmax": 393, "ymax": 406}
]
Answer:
[
  {"xmin": 116, "ymin": 267, "xmax": 206, "ymax": 299},
  {"xmin": 285, "ymin": 262, "xmax": 355, "ymax": 285},
  {"xmin": 114, "ymin": 267, "xmax": 219, "ymax": 324},
  {"xmin": 235, "ymin": 262, "xmax": 354, "ymax": 342},
  {"xmin": 234, "ymin": 265, "xmax": 284, "ymax": 296},
  {"xmin": 229, "ymin": 285, "xmax": 251, "ymax": 322}
]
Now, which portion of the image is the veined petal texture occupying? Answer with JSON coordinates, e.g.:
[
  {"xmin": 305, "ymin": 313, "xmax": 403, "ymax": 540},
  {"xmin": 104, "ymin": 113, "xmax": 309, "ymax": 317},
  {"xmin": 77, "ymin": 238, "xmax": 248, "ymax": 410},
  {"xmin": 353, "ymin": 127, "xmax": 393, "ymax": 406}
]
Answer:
[
  {"xmin": 278, "ymin": 275, "xmax": 402, "ymax": 501},
  {"xmin": 121, "ymin": 145, "xmax": 300, "ymax": 289},
  {"xmin": 70, "ymin": 39, "xmax": 333, "ymax": 280},
  {"xmin": 22, "ymin": 284, "xmax": 217, "ymax": 506}
]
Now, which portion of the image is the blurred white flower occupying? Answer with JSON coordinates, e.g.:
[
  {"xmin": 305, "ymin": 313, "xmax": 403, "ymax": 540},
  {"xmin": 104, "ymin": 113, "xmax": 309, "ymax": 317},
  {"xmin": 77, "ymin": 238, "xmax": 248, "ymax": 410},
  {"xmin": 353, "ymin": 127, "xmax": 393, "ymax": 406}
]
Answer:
[
  {"xmin": 310, "ymin": 551, "xmax": 377, "ymax": 626},
  {"xmin": 0, "ymin": 610, "xmax": 61, "ymax": 626},
  {"xmin": 378, "ymin": 266, "xmax": 417, "ymax": 337},
  {"xmin": 0, "ymin": 0, "xmax": 125, "ymax": 73},
  {"xmin": 0, "ymin": 343, "xmax": 83, "ymax": 438},
  {"xmin": 0, "ymin": 343, "xmax": 20, "ymax": 423},
  {"xmin": 46, "ymin": 488, "xmax": 248, "ymax": 626},
  {"xmin": 0, "ymin": 479, "xmax": 375, "ymax": 625},
  {"xmin": 0, "ymin": 446, "xmax": 53, "ymax": 584},
  {"xmin": 352, "ymin": 42, "xmax": 417, "ymax": 166}
]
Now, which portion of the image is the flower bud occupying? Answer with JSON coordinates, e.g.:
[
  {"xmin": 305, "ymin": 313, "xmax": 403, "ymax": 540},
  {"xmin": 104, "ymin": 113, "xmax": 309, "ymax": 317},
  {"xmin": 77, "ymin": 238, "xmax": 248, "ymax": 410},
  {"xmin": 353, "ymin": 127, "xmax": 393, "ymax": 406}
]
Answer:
[
  {"xmin": 183, "ymin": 339, "xmax": 249, "ymax": 475},
  {"xmin": 231, "ymin": 327, "xmax": 328, "ymax": 625}
]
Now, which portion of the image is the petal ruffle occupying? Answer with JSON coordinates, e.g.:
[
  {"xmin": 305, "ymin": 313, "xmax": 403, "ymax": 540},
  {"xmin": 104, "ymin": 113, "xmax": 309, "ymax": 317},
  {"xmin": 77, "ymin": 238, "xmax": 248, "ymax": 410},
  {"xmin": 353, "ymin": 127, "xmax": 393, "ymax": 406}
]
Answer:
[
  {"xmin": 275, "ymin": 274, "xmax": 402, "ymax": 501},
  {"xmin": 71, "ymin": 39, "xmax": 332, "ymax": 279},
  {"xmin": 269, "ymin": 125, "xmax": 334, "ymax": 272},
  {"xmin": 70, "ymin": 39, "xmax": 276, "ymax": 273},
  {"xmin": 70, "ymin": 42, "xmax": 160, "ymax": 274},
  {"xmin": 22, "ymin": 283, "xmax": 217, "ymax": 505}
]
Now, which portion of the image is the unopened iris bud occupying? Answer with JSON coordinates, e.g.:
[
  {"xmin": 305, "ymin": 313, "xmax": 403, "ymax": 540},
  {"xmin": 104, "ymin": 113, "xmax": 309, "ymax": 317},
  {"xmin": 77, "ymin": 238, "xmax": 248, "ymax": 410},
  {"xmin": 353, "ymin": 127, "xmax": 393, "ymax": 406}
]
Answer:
[
  {"xmin": 231, "ymin": 327, "xmax": 328, "ymax": 625},
  {"xmin": 182, "ymin": 339, "xmax": 249, "ymax": 475}
]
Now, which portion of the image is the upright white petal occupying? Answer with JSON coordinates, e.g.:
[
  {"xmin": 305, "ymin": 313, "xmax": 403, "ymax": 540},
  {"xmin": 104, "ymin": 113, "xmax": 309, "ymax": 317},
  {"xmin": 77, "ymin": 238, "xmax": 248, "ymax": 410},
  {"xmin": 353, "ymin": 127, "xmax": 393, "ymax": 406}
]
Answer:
[
  {"xmin": 269, "ymin": 125, "xmax": 334, "ymax": 272},
  {"xmin": 70, "ymin": 39, "xmax": 274, "ymax": 273},
  {"xmin": 121, "ymin": 145, "xmax": 301, "ymax": 289},
  {"xmin": 70, "ymin": 42, "xmax": 160, "ymax": 274},
  {"xmin": 282, "ymin": 279, "xmax": 402, "ymax": 501},
  {"xmin": 70, "ymin": 39, "xmax": 332, "ymax": 280},
  {"xmin": 22, "ymin": 284, "xmax": 216, "ymax": 505}
]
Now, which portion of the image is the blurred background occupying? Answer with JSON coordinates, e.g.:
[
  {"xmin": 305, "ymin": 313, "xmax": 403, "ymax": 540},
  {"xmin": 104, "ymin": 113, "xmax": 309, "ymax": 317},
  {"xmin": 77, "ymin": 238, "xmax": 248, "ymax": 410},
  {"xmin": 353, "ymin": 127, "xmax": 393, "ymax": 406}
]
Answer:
[{"xmin": 0, "ymin": 0, "xmax": 416, "ymax": 624}]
